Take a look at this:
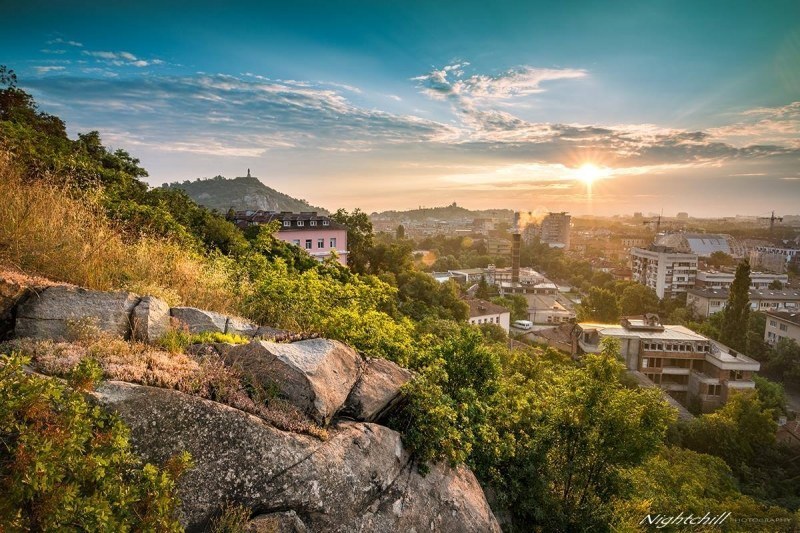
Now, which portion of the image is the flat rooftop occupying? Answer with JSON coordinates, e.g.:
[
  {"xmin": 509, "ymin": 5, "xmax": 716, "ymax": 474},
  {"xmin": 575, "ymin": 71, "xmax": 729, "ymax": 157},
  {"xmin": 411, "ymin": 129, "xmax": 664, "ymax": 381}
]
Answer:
[{"xmin": 578, "ymin": 322, "xmax": 708, "ymax": 342}]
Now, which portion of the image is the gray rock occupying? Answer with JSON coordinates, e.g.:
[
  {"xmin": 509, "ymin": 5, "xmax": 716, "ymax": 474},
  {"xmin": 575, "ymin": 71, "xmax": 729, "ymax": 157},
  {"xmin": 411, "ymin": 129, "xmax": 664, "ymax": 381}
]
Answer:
[
  {"xmin": 93, "ymin": 381, "xmax": 500, "ymax": 533},
  {"xmin": 245, "ymin": 511, "xmax": 307, "ymax": 532},
  {"xmin": 222, "ymin": 339, "xmax": 362, "ymax": 425},
  {"xmin": 170, "ymin": 307, "xmax": 228, "ymax": 334},
  {"xmin": 131, "ymin": 296, "xmax": 171, "ymax": 344},
  {"xmin": 225, "ymin": 316, "xmax": 259, "ymax": 337},
  {"xmin": 341, "ymin": 358, "xmax": 413, "ymax": 422},
  {"xmin": 0, "ymin": 277, "xmax": 34, "ymax": 340},
  {"xmin": 15, "ymin": 286, "xmax": 139, "ymax": 341}
]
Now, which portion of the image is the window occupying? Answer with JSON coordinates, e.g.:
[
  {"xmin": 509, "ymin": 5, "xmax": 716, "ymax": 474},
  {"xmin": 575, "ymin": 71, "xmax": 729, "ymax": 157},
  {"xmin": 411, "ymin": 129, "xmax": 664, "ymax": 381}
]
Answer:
[
  {"xmin": 323, "ymin": 220, "xmax": 330, "ymax": 226},
  {"xmin": 283, "ymin": 220, "xmax": 291, "ymax": 227},
  {"xmin": 317, "ymin": 238, "xmax": 324, "ymax": 249},
  {"xmin": 310, "ymin": 220, "xmax": 317, "ymax": 226},
  {"xmin": 642, "ymin": 358, "xmax": 648, "ymax": 368},
  {"xmin": 292, "ymin": 239, "xmax": 300, "ymax": 246},
  {"xmin": 305, "ymin": 239, "xmax": 312, "ymax": 249},
  {"xmin": 779, "ymin": 324, "xmax": 788, "ymax": 332},
  {"xmin": 330, "ymin": 237, "xmax": 337, "ymax": 248},
  {"xmin": 297, "ymin": 220, "xmax": 304, "ymax": 227}
]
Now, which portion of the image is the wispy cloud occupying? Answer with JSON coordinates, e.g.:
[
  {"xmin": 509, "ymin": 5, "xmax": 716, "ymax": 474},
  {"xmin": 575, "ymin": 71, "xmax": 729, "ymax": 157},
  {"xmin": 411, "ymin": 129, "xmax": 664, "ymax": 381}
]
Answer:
[
  {"xmin": 46, "ymin": 38, "xmax": 83, "ymax": 47},
  {"xmin": 82, "ymin": 50, "xmax": 164, "ymax": 68},
  {"xmin": 33, "ymin": 66, "xmax": 66, "ymax": 74}
]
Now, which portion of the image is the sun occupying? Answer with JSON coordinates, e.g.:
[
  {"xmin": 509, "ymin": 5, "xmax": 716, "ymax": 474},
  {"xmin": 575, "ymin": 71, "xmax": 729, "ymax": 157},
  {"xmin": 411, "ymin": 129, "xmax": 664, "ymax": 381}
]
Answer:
[{"xmin": 576, "ymin": 163, "xmax": 602, "ymax": 185}]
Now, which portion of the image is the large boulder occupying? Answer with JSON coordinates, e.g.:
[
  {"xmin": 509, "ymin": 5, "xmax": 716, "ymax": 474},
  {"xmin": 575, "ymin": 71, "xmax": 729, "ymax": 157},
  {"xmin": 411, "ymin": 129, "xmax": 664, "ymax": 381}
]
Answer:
[
  {"xmin": 341, "ymin": 358, "xmax": 413, "ymax": 422},
  {"xmin": 170, "ymin": 307, "xmax": 228, "ymax": 334},
  {"xmin": 1, "ymin": 277, "xmax": 35, "ymax": 340},
  {"xmin": 15, "ymin": 286, "xmax": 139, "ymax": 341},
  {"xmin": 245, "ymin": 512, "xmax": 307, "ymax": 532},
  {"xmin": 131, "ymin": 296, "xmax": 171, "ymax": 343},
  {"xmin": 93, "ymin": 381, "xmax": 500, "ymax": 533},
  {"xmin": 222, "ymin": 339, "xmax": 362, "ymax": 425},
  {"xmin": 225, "ymin": 316, "xmax": 259, "ymax": 337}
]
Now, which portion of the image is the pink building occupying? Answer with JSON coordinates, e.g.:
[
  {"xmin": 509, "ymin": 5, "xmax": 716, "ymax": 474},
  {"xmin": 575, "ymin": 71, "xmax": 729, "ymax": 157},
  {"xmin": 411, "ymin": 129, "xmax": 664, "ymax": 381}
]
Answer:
[{"xmin": 232, "ymin": 211, "xmax": 348, "ymax": 266}]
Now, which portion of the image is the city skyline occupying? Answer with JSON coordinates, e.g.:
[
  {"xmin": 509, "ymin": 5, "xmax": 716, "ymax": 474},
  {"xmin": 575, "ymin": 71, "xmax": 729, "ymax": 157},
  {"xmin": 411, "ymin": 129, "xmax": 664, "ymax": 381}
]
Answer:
[{"xmin": 2, "ymin": 0, "xmax": 799, "ymax": 216}]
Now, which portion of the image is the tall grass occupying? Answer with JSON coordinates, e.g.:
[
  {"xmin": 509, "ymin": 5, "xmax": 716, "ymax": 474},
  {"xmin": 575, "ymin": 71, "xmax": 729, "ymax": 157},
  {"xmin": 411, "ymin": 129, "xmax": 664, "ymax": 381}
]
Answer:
[{"xmin": 0, "ymin": 152, "xmax": 239, "ymax": 313}]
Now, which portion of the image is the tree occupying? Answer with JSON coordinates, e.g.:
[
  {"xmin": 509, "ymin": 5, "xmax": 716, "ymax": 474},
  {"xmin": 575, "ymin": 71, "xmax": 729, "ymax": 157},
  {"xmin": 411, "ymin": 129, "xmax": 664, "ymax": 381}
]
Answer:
[
  {"xmin": 396, "ymin": 224, "xmax": 405, "ymax": 239},
  {"xmin": 765, "ymin": 338, "xmax": 800, "ymax": 382},
  {"xmin": 330, "ymin": 208, "xmax": 374, "ymax": 274},
  {"xmin": 475, "ymin": 276, "xmax": 491, "ymax": 300},
  {"xmin": 768, "ymin": 279, "xmax": 784, "ymax": 290},
  {"xmin": 719, "ymin": 260, "xmax": 751, "ymax": 352},
  {"xmin": 491, "ymin": 295, "xmax": 528, "ymax": 322},
  {"xmin": 619, "ymin": 284, "xmax": 659, "ymax": 316},
  {"xmin": 578, "ymin": 287, "xmax": 620, "ymax": 323},
  {"xmin": 708, "ymin": 251, "xmax": 735, "ymax": 268}
]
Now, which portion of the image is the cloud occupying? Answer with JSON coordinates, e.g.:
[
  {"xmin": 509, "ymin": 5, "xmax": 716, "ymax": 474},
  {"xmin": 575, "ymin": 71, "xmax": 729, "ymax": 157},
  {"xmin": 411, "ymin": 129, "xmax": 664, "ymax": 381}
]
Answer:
[
  {"xmin": 82, "ymin": 50, "xmax": 163, "ymax": 68},
  {"xmin": 33, "ymin": 66, "xmax": 66, "ymax": 74},
  {"xmin": 414, "ymin": 63, "xmax": 587, "ymax": 102},
  {"xmin": 46, "ymin": 38, "xmax": 83, "ymax": 47},
  {"xmin": 708, "ymin": 101, "xmax": 800, "ymax": 148}
]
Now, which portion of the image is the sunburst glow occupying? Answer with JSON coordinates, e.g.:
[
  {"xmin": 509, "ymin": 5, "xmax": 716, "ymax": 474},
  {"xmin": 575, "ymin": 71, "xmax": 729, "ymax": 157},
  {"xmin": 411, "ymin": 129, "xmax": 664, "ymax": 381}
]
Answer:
[{"xmin": 576, "ymin": 163, "xmax": 605, "ymax": 185}]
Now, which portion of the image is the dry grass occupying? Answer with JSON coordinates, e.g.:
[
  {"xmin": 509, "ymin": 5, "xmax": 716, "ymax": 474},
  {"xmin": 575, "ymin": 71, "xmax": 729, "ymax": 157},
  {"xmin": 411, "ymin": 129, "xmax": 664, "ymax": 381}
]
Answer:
[
  {"xmin": 4, "ymin": 337, "xmax": 328, "ymax": 440},
  {"xmin": 0, "ymin": 152, "xmax": 238, "ymax": 312}
]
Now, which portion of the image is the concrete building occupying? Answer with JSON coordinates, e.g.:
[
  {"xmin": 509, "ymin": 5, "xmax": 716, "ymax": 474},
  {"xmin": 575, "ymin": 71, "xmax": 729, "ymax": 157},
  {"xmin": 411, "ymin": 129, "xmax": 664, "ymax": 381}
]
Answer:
[
  {"xmin": 695, "ymin": 270, "xmax": 788, "ymax": 291},
  {"xmin": 232, "ymin": 210, "xmax": 348, "ymax": 265},
  {"xmin": 630, "ymin": 246, "xmax": 698, "ymax": 299},
  {"xmin": 540, "ymin": 212, "xmax": 571, "ymax": 249},
  {"xmin": 465, "ymin": 298, "xmax": 511, "ymax": 333},
  {"xmin": 764, "ymin": 311, "xmax": 800, "ymax": 346},
  {"xmin": 686, "ymin": 287, "xmax": 800, "ymax": 318},
  {"xmin": 526, "ymin": 294, "xmax": 576, "ymax": 325},
  {"xmin": 574, "ymin": 315, "xmax": 760, "ymax": 412},
  {"xmin": 750, "ymin": 246, "xmax": 800, "ymax": 274}
]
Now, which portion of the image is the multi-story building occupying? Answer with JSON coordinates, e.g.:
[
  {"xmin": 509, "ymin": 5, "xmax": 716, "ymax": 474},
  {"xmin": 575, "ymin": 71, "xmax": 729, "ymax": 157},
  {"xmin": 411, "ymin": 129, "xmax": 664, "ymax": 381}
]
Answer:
[
  {"xmin": 540, "ymin": 212, "xmax": 571, "ymax": 249},
  {"xmin": 231, "ymin": 210, "xmax": 348, "ymax": 266},
  {"xmin": 630, "ymin": 246, "xmax": 698, "ymax": 299},
  {"xmin": 687, "ymin": 287, "xmax": 800, "ymax": 318},
  {"xmin": 750, "ymin": 246, "xmax": 800, "ymax": 274},
  {"xmin": 764, "ymin": 311, "xmax": 800, "ymax": 346},
  {"xmin": 465, "ymin": 299, "xmax": 511, "ymax": 333},
  {"xmin": 695, "ymin": 270, "xmax": 788, "ymax": 291},
  {"xmin": 574, "ymin": 315, "xmax": 760, "ymax": 412}
]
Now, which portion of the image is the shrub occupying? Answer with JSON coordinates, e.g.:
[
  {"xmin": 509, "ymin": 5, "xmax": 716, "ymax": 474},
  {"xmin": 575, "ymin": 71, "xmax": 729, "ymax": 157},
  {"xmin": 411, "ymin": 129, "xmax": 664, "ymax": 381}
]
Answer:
[{"xmin": 0, "ymin": 353, "xmax": 191, "ymax": 531}]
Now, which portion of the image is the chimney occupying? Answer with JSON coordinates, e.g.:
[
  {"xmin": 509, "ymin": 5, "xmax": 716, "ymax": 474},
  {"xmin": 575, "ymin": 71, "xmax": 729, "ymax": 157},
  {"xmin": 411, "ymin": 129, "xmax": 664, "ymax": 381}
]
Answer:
[{"xmin": 512, "ymin": 233, "xmax": 521, "ymax": 284}]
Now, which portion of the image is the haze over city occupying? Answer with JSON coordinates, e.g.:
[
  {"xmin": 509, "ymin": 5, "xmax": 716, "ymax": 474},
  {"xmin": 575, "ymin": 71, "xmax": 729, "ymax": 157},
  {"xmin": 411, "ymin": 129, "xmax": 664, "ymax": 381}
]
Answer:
[{"xmin": 2, "ymin": 0, "xmax": 799, "ymax": 215}]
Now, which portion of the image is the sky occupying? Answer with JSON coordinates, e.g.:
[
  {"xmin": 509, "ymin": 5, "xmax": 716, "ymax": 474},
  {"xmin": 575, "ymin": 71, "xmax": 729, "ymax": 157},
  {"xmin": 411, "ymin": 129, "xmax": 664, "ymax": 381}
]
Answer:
[{"xmin": 2, "ymin": 0, "xmax": 799, "ymax": 216}]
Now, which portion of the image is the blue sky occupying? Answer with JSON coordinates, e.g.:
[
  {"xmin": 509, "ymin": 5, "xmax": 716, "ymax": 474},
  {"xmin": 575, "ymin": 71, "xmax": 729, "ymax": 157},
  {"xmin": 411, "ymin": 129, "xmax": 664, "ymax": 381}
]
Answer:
[{"xmin": 2, "ymin": 0, "xmax": 799, "ymax": 215}]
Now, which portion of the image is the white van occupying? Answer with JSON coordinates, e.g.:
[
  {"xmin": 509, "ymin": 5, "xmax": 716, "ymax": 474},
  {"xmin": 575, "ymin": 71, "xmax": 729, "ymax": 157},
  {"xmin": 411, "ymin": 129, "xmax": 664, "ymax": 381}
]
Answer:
[{"xmin": 512, "ymin": 320, "xmax": 533, "ymax": 330}]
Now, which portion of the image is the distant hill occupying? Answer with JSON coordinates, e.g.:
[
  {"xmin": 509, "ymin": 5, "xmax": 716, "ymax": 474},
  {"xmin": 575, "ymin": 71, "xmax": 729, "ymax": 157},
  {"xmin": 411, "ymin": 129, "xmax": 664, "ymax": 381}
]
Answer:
[
  {"xmin": 373, "ymin": 203, "xmax": 513, "ymax": 222},
  {"xmin": 162, "ymin": 175, "xmax": 327, "ymax": 214}
]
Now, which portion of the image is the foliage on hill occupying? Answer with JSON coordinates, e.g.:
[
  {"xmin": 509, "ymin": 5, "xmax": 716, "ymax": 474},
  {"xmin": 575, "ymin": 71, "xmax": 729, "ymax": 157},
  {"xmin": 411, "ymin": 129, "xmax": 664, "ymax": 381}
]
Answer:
[
  {"xmin": 373, "ymin": 202, "xmax": 513, "ymax": 223},
  {"xmin": 163, "ymin": 175, "xmax": 327, "ymax": 214},
  {"xmin": 0, "ymin": 354, "xmax": 191, "ymax": 531}
]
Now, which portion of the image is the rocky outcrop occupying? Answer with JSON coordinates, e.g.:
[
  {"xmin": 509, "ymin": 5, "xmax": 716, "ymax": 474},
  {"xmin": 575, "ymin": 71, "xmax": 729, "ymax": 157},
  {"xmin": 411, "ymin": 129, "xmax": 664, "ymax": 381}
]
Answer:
[
  {"xmin": 170, "ymin": 307, "xmax": 229, "ymax": 334},
  {"xmin": 1, "ymin": 277, "xmax": 35, "ymax": 340},
  {"xmin": 225, "ymin": 316, "xmax": 259, "ymax": 337},
  {"xmin": 15, "ymin": 286, "xmax": 139, "ymax": 341},
  {"xmin": 222, "ymin": 339, "xmax": 363, "ymax": 425},
  {"xmin": 245, "ymin": 512, "xmax": 307, "ymax": 532},
  {"xmin": 341, "ymin": 358, "xmax": 413, "ymax": 422},
  {"xmin": 131, "ymin": 296, "xmax": 171, "ymax": 343},
  {"xmin": 94, "ymin": 381, "xmax": 500, "ymax": 533}
]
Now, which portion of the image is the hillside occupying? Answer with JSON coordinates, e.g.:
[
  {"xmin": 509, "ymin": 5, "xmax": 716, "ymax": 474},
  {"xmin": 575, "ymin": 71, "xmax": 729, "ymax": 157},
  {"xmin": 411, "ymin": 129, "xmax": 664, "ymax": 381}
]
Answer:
[
  {"xmin": 163, "ymin": 175, "xmax": 328, "ymax": 214},
  {"xmin": 373, "ymin": 203, "xmax": 513, "ymax": 222}
]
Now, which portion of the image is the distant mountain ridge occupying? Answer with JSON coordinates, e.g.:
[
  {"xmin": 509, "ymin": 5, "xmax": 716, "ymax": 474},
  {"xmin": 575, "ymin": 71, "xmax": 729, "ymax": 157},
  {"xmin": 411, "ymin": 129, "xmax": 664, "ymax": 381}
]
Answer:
[
  {"xmin": 373, "ymin": 203, "xmax": 513, "ymax": 222},
  {"xmin": 162, "ymin": 175, "xmax": 327, "ymax": 214}
]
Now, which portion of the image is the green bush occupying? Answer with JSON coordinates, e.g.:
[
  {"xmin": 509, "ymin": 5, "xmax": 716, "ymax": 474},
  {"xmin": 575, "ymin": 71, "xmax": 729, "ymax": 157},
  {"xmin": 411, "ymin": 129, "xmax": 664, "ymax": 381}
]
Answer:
[{"xmin": 0, "ymin": 353, "xmax": 191, "ymax": 531}]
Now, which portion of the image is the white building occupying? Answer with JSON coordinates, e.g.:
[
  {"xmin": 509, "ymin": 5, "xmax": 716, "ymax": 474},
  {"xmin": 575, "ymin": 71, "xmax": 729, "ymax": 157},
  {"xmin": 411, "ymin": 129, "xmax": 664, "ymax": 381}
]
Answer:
[
  {"xmin": 687, "ymin": 287, "xmax": 800, "ymax": 318},
  {"xmin": 765, "ymin": 311, "xmax": 800, "ymax": 345},
  {"xmin": 526, "ymin": 294, "xmax": 576, "ymax": 325},
  {"xmin": 750, "ymin": 246, "xmax": 800, "ymax": 274},
  {"xmin": 465, "ymin": 299, "xmax": 511, "ymax": 333},
  {"xmin": 656, "ymin": 233, "xmax": 745, "ymax": 258},
  {"xmin": 630, "ymin": 247, "xmax": 698, "ymax": 299},
  {"xmin": 695, "ymin": 270, "xmax": 788, "ymax": 291},
  {"xmin": 540, "ymin": 212, "xmax": 571, "ymax": 249},
  {"xmin": 575, "ymin": 315, "xmax": 759, "ymax": 412}
]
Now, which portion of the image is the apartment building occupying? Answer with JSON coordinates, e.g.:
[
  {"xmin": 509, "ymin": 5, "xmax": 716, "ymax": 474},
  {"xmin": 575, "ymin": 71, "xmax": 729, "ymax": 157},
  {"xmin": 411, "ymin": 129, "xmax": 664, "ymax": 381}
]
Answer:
[
  {"xmin": 750, "ymin": 246, "xmax": 800, "ymax": 274},
  {"xmin": 540, "ymin": 212, "xmax": 571, "ymax": 249},
  {"xmin": 231, "ymin": 210, "xmax": 348, "ymax": 266},
  {"xmin": 465, "ymin": 299, "xmax": 511, "ymax": 333},
  {"xmin": 687, "ymin": 287, "xmax": 800, "ymax": 318},
  {"xmin": 630, "ymin": 246, "xmax": 698, "ymax": 299},
  {"xmin": 695, "ymin": 270, "xmax": 788, "ymax": 290},
  {"xmin": 574, "ymin": 315, "xmax": 760, "ymax": 412},
  {"xmin": 764, "ymin": 311, "xmax": 800, "ymax": 346}
]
